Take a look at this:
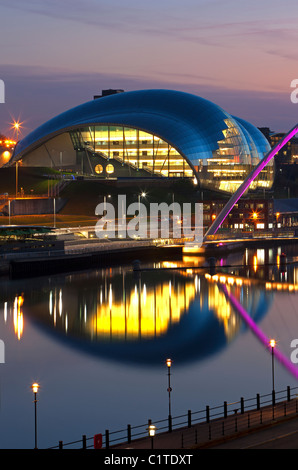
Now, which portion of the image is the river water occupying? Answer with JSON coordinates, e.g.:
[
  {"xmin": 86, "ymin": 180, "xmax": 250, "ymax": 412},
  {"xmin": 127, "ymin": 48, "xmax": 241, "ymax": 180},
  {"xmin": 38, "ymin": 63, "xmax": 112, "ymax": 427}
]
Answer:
[{"xmin": 1, "ymin": 243, "xmax": 298, "ymax": 449}]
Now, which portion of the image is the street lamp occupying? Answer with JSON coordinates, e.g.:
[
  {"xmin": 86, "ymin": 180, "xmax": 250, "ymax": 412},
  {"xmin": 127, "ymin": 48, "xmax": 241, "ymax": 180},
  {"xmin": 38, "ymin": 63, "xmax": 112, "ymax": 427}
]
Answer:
[
  {"xmin": 148, "ymin": 424, "xmax": 156, "ymax": 449},
  {"xmin": 138, "ymin": 191, "xmax": 146, "ymax": 208},
  {"xmin": 166, "ymin": 358, "xmax": 172, "ymax": 431},
  {"xmin": 269, "ymin": 339, "xmax": 276, "ymax": 392},
  {"xmin": 31, "ymin": 382, "xmax": 40, "ymax": 449}
]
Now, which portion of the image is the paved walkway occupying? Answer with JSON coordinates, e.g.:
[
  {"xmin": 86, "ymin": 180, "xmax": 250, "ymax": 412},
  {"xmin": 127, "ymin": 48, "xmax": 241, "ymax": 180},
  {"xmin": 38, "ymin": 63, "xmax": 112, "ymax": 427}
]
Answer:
[{"xmin": 113, "ymin": 399, "xmax": 298, "ymax": 450}]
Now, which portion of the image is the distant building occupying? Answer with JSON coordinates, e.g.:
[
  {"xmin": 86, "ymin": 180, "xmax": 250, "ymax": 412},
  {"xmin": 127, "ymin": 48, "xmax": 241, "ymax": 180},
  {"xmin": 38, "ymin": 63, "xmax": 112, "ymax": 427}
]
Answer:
[
  {"xmin": 259, "ymin": 127, "xmax": 298, "ymax": 164},
  {"xmin": 93, "ymin": 89, "xmax": 124, "ymax": 99},
  {"xmin": 203, "ymin": 198, "xmax": 274, "ymax": 232},
  {"xmin": 274, "ymin": 198, "xmax": 298, "ymax": 228}
]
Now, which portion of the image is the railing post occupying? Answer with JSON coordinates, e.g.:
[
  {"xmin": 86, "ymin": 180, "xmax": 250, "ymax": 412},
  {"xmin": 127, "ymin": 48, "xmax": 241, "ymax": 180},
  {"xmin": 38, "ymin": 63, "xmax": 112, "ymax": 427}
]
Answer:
[
  {"xmin": 256, "ymin": 393, "xmax": 260, "ymax": 410},
  {"xmin": 188, "ymin": 410, "xmax": 191, "ymax": 428},
  {"xmin": 224, "ymin": 401, "xmax": 228, "ymax": 418},
  {"xmin": 59, "ymin": 441, "xmax": 63, "ymax": 449},
  {"xmin": 105, "ymin": 429, "xmax": 109, "ymax": 449},
  {"xmin": 240, "ymin": 397, "xmax": 244, "ymax": 414},
  {"xmin": 206, "ymin": 405, "xmax": 210, "ymax": 423},
  {"xmin": 287, "ymin": 386, "xmax": 291, "ymax": 402},
  {"xmin": 82, "ymin": 435, "xmax": 87, "ymax": 449},
  {"xmin": 272, "ymin": 390, "xmax": 276, "ymax": 407},
  {"xmin": 168, "ymin": 414, "xmax": 172, "ymax": 432},
  {"xmin": 127, "ymin": 424, "xmax": 131, "ymax": 443}
]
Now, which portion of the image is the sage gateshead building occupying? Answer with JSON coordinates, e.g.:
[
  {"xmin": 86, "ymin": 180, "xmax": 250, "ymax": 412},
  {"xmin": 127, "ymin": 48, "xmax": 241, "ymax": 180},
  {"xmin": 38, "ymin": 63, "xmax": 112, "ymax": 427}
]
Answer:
[{"xmin": 9, "ymin": 89, "xmax": 273, "ymax": 194}]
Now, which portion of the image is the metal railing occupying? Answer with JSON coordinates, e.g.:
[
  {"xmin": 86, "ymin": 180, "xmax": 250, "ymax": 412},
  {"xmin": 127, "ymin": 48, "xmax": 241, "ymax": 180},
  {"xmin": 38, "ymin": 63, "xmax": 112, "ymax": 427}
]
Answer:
[{"xmin": 48, "ymin": 385, "xmax": 298, "ymax": 449}]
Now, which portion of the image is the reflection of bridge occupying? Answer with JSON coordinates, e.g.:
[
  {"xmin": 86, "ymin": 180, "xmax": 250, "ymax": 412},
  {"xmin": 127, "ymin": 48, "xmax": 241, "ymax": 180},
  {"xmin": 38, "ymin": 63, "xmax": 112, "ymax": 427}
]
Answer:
[
  {"xmin": 220, "ymin": 283, "xmax": 298, "ymax": 381},
  {"xmin": 204, "ymin": 124, "xmax": 298, "ymax": 241}
]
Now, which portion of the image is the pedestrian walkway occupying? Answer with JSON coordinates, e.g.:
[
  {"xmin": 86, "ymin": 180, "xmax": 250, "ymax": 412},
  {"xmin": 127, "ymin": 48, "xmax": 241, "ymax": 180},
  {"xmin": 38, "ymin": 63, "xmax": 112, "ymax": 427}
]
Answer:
[{"xmin": 113, "ymin": 398, "xmax": 298, "ymax": 449}]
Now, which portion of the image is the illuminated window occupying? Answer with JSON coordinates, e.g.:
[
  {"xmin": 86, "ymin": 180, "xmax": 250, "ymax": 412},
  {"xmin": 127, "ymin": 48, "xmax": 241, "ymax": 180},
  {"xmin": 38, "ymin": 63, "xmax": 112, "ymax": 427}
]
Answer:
[
  {"xmin": 95, "ymin": 164, "xmax": 103, "ymax": 174},
  {"xmin": 106, "ymin": 164, "xmax": 114, "ymax": 174},
  {"xmin": 79, "ymin": 125, "xmax": 194, "ymax": 179}
]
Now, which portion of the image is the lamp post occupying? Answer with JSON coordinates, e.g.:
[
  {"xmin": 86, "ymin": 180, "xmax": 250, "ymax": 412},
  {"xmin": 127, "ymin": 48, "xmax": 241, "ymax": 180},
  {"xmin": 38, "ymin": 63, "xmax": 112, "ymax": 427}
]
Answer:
[
  {"xmin": 148, "ymin": 424, "xmax": 156, "ymax": 449},
  {"xmin": 137, "ymin": 192, "xmax": 147, "ymax": 236},
  {"xmin": 166, "ymin": 358, "xmax": 172, "ymax": 431},
  {"xmin": 31, "ymin": 382, "xmax": 40, "ymax": 449},
  {"xmin": 269, "ymin": 339, "xmax": 276, "ymax": 409},
  {"xmin": 270, "ymin": 339, "xmax": 276, "ymax": 391}
]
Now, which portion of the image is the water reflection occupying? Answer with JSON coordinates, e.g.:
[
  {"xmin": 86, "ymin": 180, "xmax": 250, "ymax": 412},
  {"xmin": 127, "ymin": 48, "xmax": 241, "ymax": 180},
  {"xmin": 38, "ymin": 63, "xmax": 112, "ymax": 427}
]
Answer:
[{"xmin": 1, "ymin": 244, "xmax": 298, "ymax": 368}]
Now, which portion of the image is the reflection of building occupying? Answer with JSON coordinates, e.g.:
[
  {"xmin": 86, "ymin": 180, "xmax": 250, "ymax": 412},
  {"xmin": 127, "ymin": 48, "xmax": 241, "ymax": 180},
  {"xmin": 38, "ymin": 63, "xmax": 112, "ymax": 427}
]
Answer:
[
  {"xmin": 1, "ymin": 265, "xmax": 277, "ymax": 366},
  {"xmin": 92, "ymin": 277, "xmax": 197, "ymax": 339},
  {"xmin": 9, "ymin": 90, "xmax": 273, "ymax": 194},
  {"xmin": 24, "ymin": 267, "xmax": 271, "ymax": 343}
]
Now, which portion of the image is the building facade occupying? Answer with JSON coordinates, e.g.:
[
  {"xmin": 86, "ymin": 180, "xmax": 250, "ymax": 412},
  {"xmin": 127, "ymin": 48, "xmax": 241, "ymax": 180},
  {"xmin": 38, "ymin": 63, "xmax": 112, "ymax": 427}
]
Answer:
[{"xmin": 9, "ymin": 89, "xmax": 274, "ymax": 194}]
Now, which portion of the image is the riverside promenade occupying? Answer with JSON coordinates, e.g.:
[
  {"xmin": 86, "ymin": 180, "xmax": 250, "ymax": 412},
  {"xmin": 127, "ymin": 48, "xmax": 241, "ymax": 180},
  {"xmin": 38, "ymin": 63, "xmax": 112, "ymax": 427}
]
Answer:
[
  {"xmin": 50, "ymin": 387, "xmax": 298, "ymax": 450},
  {"xmin": 112, "ymin": 397, "xmax": 298, "ymax": 450}
]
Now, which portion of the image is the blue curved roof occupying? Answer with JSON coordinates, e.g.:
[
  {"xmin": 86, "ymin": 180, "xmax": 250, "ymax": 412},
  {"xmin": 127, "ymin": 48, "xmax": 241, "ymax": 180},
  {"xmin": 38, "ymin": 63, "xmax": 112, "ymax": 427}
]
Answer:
[
  {"xmin": 11, "ymin": 89, "xmax": 269, "ymax": 168},
  {"xmin": 233, "ymin": 116, "xmax": 271, "ymax": 157}
]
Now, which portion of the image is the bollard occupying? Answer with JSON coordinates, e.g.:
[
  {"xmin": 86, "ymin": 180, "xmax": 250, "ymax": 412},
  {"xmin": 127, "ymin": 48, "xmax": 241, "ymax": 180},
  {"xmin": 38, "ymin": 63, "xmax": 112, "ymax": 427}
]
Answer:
[
  {"xmin": 59, "ymin": 441, "xmax": 63, "ymax": 449},
  {"xmin": 82, "ymin": 435, "xmax": 87, "ymax": 449},
  {"xmin": 127, "ymin": 424, "xmax": 131, "ymax": 443}
]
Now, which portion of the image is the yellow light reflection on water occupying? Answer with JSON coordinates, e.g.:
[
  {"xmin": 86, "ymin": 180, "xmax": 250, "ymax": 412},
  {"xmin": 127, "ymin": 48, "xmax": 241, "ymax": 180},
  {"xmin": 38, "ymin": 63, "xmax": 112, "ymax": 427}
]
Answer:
[
  {"xmin": 13, "ymin": 295, "xmax": 24, "ymax": 340},
  {"xmin": 91, "ymin": 280, "xmax": 196, "ymax": 339}
]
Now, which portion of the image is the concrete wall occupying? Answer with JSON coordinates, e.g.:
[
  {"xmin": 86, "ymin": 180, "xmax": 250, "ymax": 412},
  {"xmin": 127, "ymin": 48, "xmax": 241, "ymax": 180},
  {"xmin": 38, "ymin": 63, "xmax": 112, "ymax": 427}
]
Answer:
[{"xmin": 6, "ymin": 197, "xmax": 66, "ymax": 215}]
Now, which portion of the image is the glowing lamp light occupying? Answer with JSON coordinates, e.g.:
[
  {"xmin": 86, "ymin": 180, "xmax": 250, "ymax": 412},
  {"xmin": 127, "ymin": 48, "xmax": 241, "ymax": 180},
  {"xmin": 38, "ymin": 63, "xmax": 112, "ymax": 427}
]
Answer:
[
  {"xmin": 2, "ymin": 150, "xmax": 11, "ymax": 160},
  {"xmin": 270, "ymin": 339, "xmax": 276, "ymax": 349},
  {"xmin": 166, "ymin": 358, "xmax": 172, "ymax": 368},
  {"xmin": 148, "ymin": 425, "xmax": 156, "ymax": 437},
  {"xmin": 252, "ymin": 212, "xmax": 258, "ymax": 219},
  {"xmin": 32, "ymin": 383, "xmax": 39, "ymax": 394}
]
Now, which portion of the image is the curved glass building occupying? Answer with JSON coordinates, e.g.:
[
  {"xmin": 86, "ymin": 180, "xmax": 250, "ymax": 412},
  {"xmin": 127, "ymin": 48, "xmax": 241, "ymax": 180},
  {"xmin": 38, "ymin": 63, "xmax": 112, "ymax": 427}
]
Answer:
[{"xmin": 9, "ymin": 89, "xmax": 273, "ymax": 193}]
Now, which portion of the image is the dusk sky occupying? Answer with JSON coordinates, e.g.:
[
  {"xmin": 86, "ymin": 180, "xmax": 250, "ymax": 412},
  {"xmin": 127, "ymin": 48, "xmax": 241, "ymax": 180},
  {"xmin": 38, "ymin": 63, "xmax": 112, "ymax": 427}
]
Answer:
[{"xmin": 1, "ymin": 0, "xmax": 298, "ymax": 138}]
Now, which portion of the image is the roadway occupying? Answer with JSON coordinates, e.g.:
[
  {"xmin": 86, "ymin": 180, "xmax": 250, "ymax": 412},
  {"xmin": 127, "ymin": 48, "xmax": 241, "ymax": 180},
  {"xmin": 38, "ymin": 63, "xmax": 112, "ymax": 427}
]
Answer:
[{"xmin": 207, "ymin": 415, "xmax": 298, "ymax": 449}]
